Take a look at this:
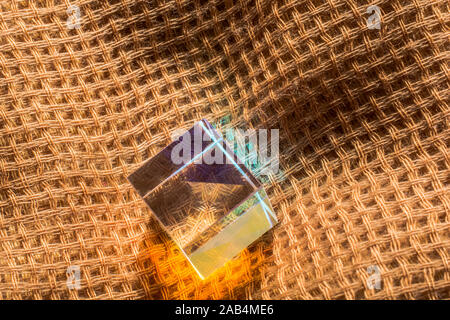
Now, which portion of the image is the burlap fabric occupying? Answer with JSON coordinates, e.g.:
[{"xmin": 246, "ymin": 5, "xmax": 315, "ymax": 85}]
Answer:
[{"xmin": 0, "ymin": 0, "xmax": 448, "ymax": 299}]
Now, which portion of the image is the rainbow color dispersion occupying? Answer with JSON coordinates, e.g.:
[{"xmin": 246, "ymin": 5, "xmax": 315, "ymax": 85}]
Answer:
[{"xmin": 128, "ymin": 119, "xmax": 277, "ymax": 279}]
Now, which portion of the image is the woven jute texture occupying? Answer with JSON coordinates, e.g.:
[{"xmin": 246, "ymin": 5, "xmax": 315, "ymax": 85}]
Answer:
[{"xmin": 0, "ymin": 0, "xmax": 449, "ymax": 299}]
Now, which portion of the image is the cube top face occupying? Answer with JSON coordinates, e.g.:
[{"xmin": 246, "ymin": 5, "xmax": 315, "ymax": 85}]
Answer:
[{"xmin": 128, "ymin": 119, "xmax": 277, "ymax": 279}]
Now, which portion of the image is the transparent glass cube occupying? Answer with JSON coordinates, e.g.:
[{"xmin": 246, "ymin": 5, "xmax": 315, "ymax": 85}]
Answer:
[{"xmin": 128, "ymin": 119, "xmax": 277, "ymax": 279}]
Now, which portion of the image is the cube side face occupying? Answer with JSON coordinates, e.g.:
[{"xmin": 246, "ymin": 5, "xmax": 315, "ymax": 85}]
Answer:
[
  {"xmin": 187, "ymin": 188, "xmax": 277, "ymax": 279},
  {"xmin": 128, "ymin": 119, "xmax": 277, "ymax": 279}
]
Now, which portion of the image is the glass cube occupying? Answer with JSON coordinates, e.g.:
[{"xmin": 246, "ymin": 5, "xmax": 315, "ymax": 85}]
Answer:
[{"xmin": 128, "ymin": 119, "xmax": 277, "ymax": 279}]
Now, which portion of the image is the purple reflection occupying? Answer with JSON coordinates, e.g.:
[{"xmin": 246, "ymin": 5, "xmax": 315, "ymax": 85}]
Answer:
[{"xmin": 185, "ymin": 163, "xmax": 247, "ymax": 185}]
